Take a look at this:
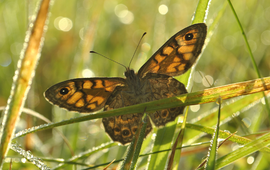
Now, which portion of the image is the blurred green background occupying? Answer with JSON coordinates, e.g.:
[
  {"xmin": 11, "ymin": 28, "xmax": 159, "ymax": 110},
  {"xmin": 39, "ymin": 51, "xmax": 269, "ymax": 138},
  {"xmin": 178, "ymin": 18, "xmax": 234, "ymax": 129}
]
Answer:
[{"xmin": 1, "ymin": 0, "xmax": 270, "ymax": 169}]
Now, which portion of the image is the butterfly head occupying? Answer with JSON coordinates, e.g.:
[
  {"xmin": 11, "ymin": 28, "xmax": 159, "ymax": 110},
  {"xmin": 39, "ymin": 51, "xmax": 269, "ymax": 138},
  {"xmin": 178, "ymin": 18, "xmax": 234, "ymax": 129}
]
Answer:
[{"xmin": 124, "ymin": 68, "xmax": 136, "ymax": 79}]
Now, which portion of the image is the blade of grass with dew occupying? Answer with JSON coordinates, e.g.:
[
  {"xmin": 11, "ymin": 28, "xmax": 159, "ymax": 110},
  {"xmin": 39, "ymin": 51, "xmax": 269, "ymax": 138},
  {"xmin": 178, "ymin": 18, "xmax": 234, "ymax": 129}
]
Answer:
[
  {"xmin": 16, "ymin": 107, "xmax": 75, "ymax": 156},
  {"xmin": 197, "ymin": 132, "xmax": 237, "ymax": 169},
  {"xmin": 205, "ymin": 97, "xmax": 221, "ymax": 170},
  {"xmin": 10, "ymin": 143, "xmax": 50, "ymax": 170},
  {"xmin": 82, "ymin": 129, "xmax": 270, "ymax": 169},
  {"xmin": 192, "ymin": 0, "xmax": 211, "ymax": 24},
  {"xmin": 52, "ymin": 142, "xmax": 116, "ymax": 170},
  {"xmin": 185, "ymin": 91, "xmax": 270, "ymax": 144},
  {"xmin": 81, "ymin": 129, "xmax": 270, "ymax": 169},
  {"xmin": 183, "ymin": 123, "xmax": 270, "ymax": 153},
  {"xmin": 0, "ymin": 0, "xmax": 52, "ymax": 168},
  {"xmin": 215, "ymin": 131, "xmax": 270, "ymax": 169},
  {"xmin": 13, "ymin": 77, "xmax": 270, "ymax": 140}
]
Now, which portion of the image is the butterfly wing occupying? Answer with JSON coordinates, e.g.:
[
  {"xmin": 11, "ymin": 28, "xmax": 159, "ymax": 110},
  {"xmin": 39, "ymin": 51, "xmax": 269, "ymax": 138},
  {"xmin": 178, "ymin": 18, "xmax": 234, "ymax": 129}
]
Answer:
[
  {"xmin": 44, "ymin": 78, "xmax": 126, "ymax": 113},
  {"xmin": 138, "ymin": 23, "xmax": 207, "ymax": 78}
]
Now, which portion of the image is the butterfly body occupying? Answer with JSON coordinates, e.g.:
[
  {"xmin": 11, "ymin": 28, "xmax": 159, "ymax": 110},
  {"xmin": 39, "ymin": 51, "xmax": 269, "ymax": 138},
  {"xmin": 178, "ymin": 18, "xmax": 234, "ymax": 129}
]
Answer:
[
  {"xmin": 103, "ymin": 69, "xmax": 187, "ymax": 144},
  {"xmin": 44, "ymin": 23, "xmax": 207, "ymax": 144}
]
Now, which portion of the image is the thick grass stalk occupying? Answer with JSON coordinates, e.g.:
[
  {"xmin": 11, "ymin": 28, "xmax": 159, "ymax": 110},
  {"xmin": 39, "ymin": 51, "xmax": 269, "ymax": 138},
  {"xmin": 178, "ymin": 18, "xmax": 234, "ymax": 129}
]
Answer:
[{"xmin": 0, "ymin": 0, "xmax": 51, "ymax": 167}]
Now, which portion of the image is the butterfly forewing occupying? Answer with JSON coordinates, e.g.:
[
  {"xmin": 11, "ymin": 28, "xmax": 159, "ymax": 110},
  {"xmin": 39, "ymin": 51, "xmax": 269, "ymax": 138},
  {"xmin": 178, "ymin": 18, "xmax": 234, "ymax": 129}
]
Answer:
[
  {"xmin": 44, "ymin": 78, "xmax": 125, "ymax": 113},
  {"xmin": 138, "ymin": 23, "xmax": 207, "ymax": 78}
]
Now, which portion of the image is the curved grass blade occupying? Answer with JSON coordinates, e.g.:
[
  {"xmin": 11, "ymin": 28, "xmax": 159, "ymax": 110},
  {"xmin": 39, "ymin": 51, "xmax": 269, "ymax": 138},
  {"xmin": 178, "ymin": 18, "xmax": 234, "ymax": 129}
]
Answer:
[
  {"xmin": 10, "ymin": 143, "xmax": 50, "ymax": 170},
  {"xmin": 0, "ymin": 107, "xmax": 75, "ymax": 156}
]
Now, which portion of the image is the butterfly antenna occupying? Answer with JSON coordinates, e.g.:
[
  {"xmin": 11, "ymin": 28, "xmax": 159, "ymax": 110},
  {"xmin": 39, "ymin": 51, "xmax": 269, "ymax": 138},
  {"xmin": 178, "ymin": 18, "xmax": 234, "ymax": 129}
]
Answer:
[
  {"xmin": 90, "ymin": 51, "xmax": 127, "ymax": 69},
  {"xmin": 128, "ymin": 32, "xmax": 147, "ymax": 68}
]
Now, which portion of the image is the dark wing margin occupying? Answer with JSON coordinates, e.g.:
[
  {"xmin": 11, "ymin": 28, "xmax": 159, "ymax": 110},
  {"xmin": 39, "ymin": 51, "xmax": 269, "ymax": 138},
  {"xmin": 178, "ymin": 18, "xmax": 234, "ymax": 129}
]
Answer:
[{"xmin": 138, "ymin": 23, "xmax": 207, "ymax": 78}]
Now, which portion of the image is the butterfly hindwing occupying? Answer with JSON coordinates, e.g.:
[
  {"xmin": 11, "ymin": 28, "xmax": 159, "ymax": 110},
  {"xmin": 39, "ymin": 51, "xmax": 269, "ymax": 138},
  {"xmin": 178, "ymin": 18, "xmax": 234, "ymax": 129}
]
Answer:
[
  {"xmin": 102, "ymin": 84, "xmax": 153, "ymax": 144},
  {"xmin": 138, "ymin": 23, "xmax": 207, "ymax": 78},
  {"xmin": 44, "ymin": 78, "xmax": 125, "ymax": 113},
  {"xmin": 144, "ymin": 74, "xmax": 187, "ymax": 126}
]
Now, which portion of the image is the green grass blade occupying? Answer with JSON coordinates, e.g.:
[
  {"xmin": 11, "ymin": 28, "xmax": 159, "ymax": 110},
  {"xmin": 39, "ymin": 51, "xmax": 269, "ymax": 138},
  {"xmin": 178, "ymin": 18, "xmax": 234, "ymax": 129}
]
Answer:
[
  {"xmin": 147, "ymin": 122, "xmax": 176, "ymax": 169},
  {"xmin": 169, "ymin": 107, "xmax": 189, "ymax": 170},
  {"xmin": 216, "ymin": 131, "xmax": 270, "ymax": 169},
  {"xmin": 120, "ymin": 113, "xmax": 148, "ymax": 170},
  {"xmin": 205, "ymin": 98, "xmax": 221, "ymax": 170},
  {"xmin": 192, "ymin": 0, "xmax": 211, "ymax": 24},
  {"xmin": 13, "ymin": 77, "xmax": 270, "ymax": 139},
  {"xmin": 187, "ymin": 92, "xmax": 269, "ymax": 144},
  {"xmin": 148, "ymin": 1, "xmax": 210, "ymax": 168},
  {"xmin": 53, "ymin": 142, "xmax": 116, "ymax": 170},
  {"xmin": 184, "ymin": 123, "xmax": 270, "ymax": 153},
  {"xmin": 227, "ymin": 0, "xmax": 270, "ymax": 116},
  {"xmin": 130, "ymin": 113, "xmax": 148, "ymax": 170}
]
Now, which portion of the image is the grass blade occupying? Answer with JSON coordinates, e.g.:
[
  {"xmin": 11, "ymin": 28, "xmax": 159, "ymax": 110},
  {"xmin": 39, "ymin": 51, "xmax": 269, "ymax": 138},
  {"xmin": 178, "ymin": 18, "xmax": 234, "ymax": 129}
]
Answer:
[
  {"xmin": 120, "ymin": 113, "xmax": 148, "ymax": 170},
  {"xmin": 205, "ymin": 98, "xmax": 221, "ymax": 170},
  {"xmin": 216, "ymin": 131, "xmax": 270, "ymax": 169},
  {"xmin": 13, "ymin": 77, "xmax": 270, "ymax": 139},
  {"xmin": 0, "ymin": 0, "xmax": 52, "ymax": 167},
  {"xmin": 227, "ymin": 0, "xmax": 270, "ymax": 116}
]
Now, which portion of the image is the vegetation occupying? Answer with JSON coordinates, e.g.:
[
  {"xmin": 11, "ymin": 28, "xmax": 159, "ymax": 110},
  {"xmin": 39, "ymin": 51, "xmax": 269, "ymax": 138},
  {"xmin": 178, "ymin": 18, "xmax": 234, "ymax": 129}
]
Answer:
[{"xmin": 0, "ymin": 0, "xmax": 270, "ymax": 169}]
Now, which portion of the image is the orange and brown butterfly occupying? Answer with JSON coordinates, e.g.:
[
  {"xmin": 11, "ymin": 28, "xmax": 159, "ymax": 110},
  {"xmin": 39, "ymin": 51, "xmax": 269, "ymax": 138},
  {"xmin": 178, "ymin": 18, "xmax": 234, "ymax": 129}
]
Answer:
[{"xmin": 44, "ymin": 23, "xmax": 207, "ymax": 145}]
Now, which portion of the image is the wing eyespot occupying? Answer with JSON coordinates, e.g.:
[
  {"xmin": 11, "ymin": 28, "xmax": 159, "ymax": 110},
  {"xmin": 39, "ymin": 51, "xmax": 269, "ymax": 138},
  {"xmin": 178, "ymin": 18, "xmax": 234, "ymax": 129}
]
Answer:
[
  {"xmin": 122, "ymin": 129, "xmax": 130, "ymax": 137},
  {"xmin": 59, "ymin": 87, "xmax": 69, "ymax": 95},
  {"xmin": 132, "ymin": 127, "xmax": 138, "ymax": 134},
  {"xmin": 185, "ymin": 33, "xmax": 194, "ymax": 41}
]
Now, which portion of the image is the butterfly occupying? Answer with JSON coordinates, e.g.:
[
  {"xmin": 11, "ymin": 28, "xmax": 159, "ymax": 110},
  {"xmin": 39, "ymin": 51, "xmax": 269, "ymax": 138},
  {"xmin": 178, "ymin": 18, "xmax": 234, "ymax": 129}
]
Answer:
[{"xmin": 44, "ymin": 23, "xmax": 207, "ymax": 145}]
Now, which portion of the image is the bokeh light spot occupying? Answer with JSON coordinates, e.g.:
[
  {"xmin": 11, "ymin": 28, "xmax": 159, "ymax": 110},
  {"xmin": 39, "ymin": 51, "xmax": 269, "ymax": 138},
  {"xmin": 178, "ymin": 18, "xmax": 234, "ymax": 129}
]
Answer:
[
  {"xmin": 114, "ymin": 4, "xmax": 134, "ymax": 24},
  {"xmin": 54, "ymin": 17, "xmax": 73, "ymax": 32},
  {"xmin": 158, "ymin": 4, "xmax": 168, "ymax": 15},
  {"xmin": 82, "ymin": 68, "xmax": 95, "ymax": 77},
  {"xmin": 247, "ymin": 156, "xmax": 254, "ymax": 165},
  {"xmin": 202, "ymin": 75, "xmax": 214, "ymax": 87},
  {"xmin": 190, "ymin": 105, "xmax": 200, "ymax": 112},
  {"xmin": 261, "ymin": 30, "xmax": 270, "ymax": 45}
]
